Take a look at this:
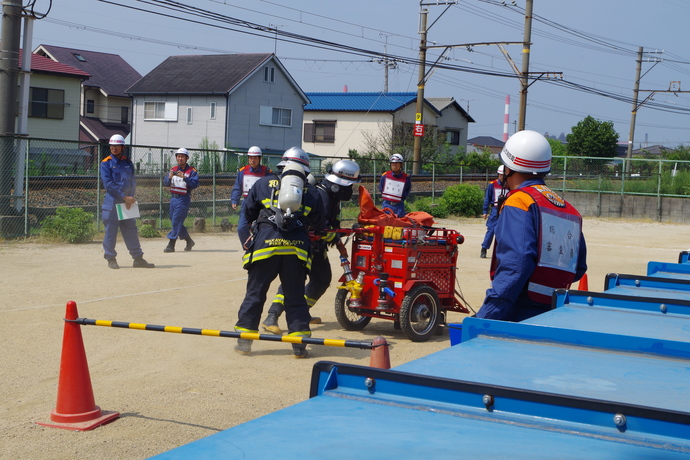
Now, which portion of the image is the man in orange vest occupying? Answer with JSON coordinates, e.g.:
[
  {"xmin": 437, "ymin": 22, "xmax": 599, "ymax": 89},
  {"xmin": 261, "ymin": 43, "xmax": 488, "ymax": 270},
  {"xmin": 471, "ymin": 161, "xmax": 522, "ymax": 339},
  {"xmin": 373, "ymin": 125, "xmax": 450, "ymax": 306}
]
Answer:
[{"xmin": 476, "ymin": 130, "xmax": 587, "ymax": 322}]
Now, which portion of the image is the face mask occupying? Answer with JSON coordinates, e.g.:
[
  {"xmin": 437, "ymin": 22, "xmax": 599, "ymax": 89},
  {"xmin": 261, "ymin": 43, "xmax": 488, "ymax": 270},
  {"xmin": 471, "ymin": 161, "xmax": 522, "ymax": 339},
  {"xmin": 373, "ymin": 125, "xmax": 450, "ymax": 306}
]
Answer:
[{"xmin": 339, "ymin": 186, "xmax": 353, "ymax": 201}]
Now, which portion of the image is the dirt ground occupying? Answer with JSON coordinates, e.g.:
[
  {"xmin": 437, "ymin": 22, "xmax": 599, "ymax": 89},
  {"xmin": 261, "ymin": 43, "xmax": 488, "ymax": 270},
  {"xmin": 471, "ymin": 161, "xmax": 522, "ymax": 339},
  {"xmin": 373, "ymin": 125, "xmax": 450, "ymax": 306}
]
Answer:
[{"xmin": 1, "ymin": 216, "xmax": 687, "ymax": 459}]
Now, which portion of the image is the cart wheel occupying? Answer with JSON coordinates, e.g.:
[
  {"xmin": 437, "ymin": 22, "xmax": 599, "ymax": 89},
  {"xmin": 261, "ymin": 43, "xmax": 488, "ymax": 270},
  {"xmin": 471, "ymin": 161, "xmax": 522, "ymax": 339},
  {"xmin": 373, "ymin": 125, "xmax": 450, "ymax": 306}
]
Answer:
[
  {"xmin": 400, "ymin": 284, "xmax": 440, "ymax": 342},
  {"xmin": 335, "ymin": 287, "xmax": 372, "ymax": 331}
]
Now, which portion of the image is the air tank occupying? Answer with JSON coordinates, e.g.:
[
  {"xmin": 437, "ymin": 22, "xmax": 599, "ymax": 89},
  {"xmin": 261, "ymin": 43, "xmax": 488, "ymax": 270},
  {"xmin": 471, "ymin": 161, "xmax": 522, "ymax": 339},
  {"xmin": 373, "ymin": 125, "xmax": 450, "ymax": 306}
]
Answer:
[{"xmin": 278, "ymin": 161, "xmax": 306, "ymax": 214}]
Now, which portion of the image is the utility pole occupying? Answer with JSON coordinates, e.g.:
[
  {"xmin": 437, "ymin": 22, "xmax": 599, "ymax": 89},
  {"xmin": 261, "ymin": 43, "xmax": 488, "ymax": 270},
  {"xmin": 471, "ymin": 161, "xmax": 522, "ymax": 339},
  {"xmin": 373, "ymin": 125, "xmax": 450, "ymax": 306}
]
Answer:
[
  {"xmin": 517, "ymin": 0, "xmax": 534, "ymax": 131},
  {"xmin": 412, "ymin": 7, "xmax": 428, "ymax": 175},
  {"xmin": 625, "ymin": 47, "xmax": 643, "ymax": 173},
  {"xmin": 0, "ymin": 0, "xmax": 22, "ymax": 227}
]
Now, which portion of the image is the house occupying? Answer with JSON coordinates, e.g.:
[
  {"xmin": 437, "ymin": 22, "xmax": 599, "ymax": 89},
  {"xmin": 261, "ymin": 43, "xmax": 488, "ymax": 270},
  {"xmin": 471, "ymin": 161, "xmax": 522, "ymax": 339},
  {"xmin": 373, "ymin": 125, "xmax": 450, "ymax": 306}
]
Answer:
[
  {"xmin": 33, "ymin": 45, "xmax": 141, "ymax": 144},
  {"xmin": 632, "ymin": 144, "xmax": 673, "ymax": 157},
  {"xmin": 18, "ymin": 50, "xmax": 90, "ymax": 141},
  {"xmin": 126, "ymin": 53, "xmax": 308, "ymax": 155},
  {"xmin": 467, "ymin": 135, "xmax": 504, "ymax": 155},
  {"xmin": 426, "ymin": 97, "xmax": 474, "ymax": 152},
  {"xmin": 302, "ymin": 92, "xmax": 474, "ymax": 159}
]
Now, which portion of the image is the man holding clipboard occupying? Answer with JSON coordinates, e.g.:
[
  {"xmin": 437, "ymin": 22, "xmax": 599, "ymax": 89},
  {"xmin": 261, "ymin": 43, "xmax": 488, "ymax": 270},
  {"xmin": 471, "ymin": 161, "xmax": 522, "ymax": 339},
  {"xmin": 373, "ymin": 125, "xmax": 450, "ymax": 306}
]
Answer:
[{"xmin": 100, "ymin": 134, "xmax": 154, "ymax": 269}]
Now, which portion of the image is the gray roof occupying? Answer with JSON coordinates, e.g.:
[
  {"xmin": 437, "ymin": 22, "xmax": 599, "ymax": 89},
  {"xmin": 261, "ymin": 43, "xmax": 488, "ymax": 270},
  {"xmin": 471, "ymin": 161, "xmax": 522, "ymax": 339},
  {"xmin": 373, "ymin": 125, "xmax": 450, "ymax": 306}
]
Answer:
[
  {"xmin": 468, "ymin": 136, "xmax": 504, "ymax": 147},
  {"xmin": 34, "ymin": 45, "xmax": 141, "ymax": 98},
  {"xmin": 427, "ymin": 97, "xmax": 475, "ymax": 123},
  {"xmin": 127, "ymin": 53, "xmax": 275, "ymax": 94}
]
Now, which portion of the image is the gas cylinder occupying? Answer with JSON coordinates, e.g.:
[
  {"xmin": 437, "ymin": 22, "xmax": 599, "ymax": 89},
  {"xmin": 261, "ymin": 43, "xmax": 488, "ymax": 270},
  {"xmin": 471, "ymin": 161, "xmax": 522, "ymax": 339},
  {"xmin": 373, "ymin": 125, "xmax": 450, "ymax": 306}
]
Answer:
[{"xmin": 278, "ymin": 161, "xmax": 306, "ymax": 214}]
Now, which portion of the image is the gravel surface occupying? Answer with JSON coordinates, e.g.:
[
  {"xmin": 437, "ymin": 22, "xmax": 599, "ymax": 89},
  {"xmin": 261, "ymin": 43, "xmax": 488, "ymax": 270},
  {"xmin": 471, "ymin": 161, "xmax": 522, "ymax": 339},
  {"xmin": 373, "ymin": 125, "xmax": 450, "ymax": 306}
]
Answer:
[{"xmin": 1, "ymin": 216, "xmax": 687, "ymax": 459}]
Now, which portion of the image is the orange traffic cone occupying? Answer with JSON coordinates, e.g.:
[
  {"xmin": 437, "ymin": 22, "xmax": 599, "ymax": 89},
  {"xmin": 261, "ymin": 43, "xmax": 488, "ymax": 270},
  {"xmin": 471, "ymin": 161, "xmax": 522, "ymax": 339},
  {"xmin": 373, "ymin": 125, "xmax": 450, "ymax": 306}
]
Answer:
[
  {"xmin": 369, "ymin": 336, "xmax": 391, "ymax": 369},
  {"xmin": 37, "ymin": 301, "xmax": 119, "ymax": 431},
  {"xmin": 577, "ymin": 274, "xmax": 589, "ymax": 291}
]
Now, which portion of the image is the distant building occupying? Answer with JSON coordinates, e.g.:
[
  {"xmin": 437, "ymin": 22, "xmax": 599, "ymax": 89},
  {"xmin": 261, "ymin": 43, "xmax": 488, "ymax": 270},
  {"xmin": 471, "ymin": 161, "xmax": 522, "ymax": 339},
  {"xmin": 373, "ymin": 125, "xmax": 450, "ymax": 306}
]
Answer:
[
  {"xmin": 127, "ymin": 53, "xmax": 308, "ymax": 154},
  {"xmin": 467, "ymin": 136, "xmax": 504, "ymax": 155},
  {"xmin": 632, "ymin": 145, "xmax": 673, "ymax": 157},
  {"xmin": 302, "ymin": 92, "xmax": 474, "ymax": 159},
  {"xmin": 34, "ymin": 45, "xmax": 141, "ymax": 144}
]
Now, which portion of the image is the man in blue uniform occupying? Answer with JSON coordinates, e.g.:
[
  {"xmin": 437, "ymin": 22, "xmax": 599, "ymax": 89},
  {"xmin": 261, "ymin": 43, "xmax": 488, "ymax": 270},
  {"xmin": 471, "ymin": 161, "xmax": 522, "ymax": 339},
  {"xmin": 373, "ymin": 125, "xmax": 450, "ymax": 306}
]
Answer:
[
  {"xmin": 480, "ymin": 165, "xmax": 505, "ymax": 258},
  {"xmin": 476, "ymin": 130, "xmax": 587, "ymax": 322},
  {"xmin": 378, "ymin": 153, "xmax": 411, "ymax": 217},
  {"xmin": 231, "ymin": 146, "xmax": 272, "ymax": 211},
  {"xmin": 163, "ymin": 148, "xmax": 199, "ymax": 253},
  {"xmin": 100, "ymin": 134, "xmax": 154, "ymax": 269},
  {"xmin": 235, "ymin": 147, "xmax": 324, "ymax": 358},
  {"xmin": 261, "ymin": 159, "xmax": 361, "ymax": 335}
]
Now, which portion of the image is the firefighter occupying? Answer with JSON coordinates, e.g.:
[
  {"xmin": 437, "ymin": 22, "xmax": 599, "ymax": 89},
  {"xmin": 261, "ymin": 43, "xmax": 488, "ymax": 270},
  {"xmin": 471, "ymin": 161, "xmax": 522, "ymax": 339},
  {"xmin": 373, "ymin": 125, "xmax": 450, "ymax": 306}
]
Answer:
[
  {"xmin": 163, "ymin": 148, "xmax": 199, "ymax": 253},
  {"xmin": 230, "ymin": 146, "xmax": 272, "ymax": 210},
  {"xmin": 234, "ymin": 147, "xmax": 324, "ymax": 358},
  {"xmin": 100, "ymin": 134, "xmax": 154, "ymax": 269},
  {"xmin": 262, "ymin": 159, "xmax": 361, "ymax": 335},
  {"xmin": 476, "ymin": 130, "xmax": 587, "ymax": 322},
  {"xmin": 379, "ymin": 153, "xmax": 411, "ymax": 217},
  {"xmin": 480, "ymin": 165, "xmax": 506, "ymax": 258}
]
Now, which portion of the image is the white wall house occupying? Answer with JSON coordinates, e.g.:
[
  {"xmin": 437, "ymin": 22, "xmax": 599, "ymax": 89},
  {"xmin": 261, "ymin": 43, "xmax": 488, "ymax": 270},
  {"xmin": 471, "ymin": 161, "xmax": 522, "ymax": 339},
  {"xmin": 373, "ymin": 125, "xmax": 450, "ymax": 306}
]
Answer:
[
  {"xmin": 302, "ymin": 92, "xmax": 474, "ymax": 160},
  {"xmin": 18, "ymin": 50, "xmax": 89, "ymax": 141},
  {"xmin": 127, "ymin": 53, "xmax": 308, "ymax": 155}
]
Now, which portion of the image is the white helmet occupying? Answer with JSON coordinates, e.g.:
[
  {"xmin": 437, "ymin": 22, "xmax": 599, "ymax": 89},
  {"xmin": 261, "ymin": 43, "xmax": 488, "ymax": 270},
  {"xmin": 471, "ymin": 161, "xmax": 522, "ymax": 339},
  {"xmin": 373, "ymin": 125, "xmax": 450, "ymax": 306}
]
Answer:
[
  {"xmin": 109, "ymin": 134, "xmax": 126, "ymax": 145},
  {"xmin": 326, "ymin": 160, "xmax": 361, "ymax": 186},
  {"xmin": 306, "ymin": 173, "xmax": 316, "ymax": 186},
  {"xmin": 175, "ymin": 147, "xmax": 189, "ymax": 157},
  {"xmin": 497, "ymin": 165, "xmax": 505, "ymax": 175},
  {"xmin": 247, "ymin": 146, "xmax": 262, "ymax": 156},
  {"xmin": 500, "ymin": 130, "xmax": 551, "ymax": 174},
  {"xmin": 389, "ymin": 153, "xmax": 404, "ymax": 163},
  {"xmin": 282, "ymin": 147, "xmax": 310, "ymax": 173}
]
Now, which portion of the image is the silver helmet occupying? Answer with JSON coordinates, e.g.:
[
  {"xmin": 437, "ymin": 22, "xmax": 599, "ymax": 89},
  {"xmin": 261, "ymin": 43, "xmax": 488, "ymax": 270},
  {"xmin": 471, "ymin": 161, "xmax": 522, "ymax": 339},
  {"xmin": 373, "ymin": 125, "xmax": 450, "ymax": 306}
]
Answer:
[
  {"xmin": 281, "ymin": 147, "xmax": 310, "ymax": 173},
  {"xmin": 326, "ymin": 160, "xmax": 361, "ymax": 186}
]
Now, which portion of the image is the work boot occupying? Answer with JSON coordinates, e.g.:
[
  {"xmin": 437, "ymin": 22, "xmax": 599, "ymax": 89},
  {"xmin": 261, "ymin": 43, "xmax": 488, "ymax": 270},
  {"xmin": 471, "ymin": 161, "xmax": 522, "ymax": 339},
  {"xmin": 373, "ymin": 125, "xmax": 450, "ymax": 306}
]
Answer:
[
  {"xmin": 184, "ymin": 237, "xmax": 195, "ymax": 252},
  {"xmin": 480, "ymin": 248, "xmax": 487, "ymax": 259},
  {"xmin": 107, "ymin": 258, "xmax": 119, "ymax": 269},
  {"xmin": 309, "ymin": 316, "xmax": 322, "ymax": 325},
  {"xmin": 262, "ymin": 312, "xmax": 283, "ymax": 335},
  {"xmin": 164, "ymin": 239, "xmax": 176, "ymax": 253},
  {"xmin": 133, "ymin": 257, "xmax": 155, "ymax": 268},
  {"xmin": 292, "ymin": 343, "xmax": 308, "ymax": 359},
  {"xmin": 234, "ymin": 338, "xmax": 252, "ymax": 355}
]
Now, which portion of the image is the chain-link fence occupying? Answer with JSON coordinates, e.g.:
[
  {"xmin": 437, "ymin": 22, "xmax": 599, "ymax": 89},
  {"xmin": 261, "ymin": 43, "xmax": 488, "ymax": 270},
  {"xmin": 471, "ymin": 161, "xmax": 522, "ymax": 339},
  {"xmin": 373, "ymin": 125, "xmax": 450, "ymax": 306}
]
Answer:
[{"xmin": 2, "ymin": 135, "xmax": 689, "ymax": 237}]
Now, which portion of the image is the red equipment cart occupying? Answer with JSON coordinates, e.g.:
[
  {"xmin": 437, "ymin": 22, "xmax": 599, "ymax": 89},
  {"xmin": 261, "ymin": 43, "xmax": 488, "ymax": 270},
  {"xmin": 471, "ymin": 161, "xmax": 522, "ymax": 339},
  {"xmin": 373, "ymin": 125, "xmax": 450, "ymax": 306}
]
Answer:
[{"xmin": 335, "ymin": 224, "xmax": 469, "ymax": 342}]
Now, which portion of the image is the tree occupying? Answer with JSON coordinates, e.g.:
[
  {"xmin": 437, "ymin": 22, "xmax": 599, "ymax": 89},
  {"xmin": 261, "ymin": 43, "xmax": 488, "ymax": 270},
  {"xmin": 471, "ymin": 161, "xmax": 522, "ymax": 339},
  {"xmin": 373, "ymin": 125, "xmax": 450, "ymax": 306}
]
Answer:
[{"xmin": 565, "ymin": 116, "xmax": 619, "ymax": 162}]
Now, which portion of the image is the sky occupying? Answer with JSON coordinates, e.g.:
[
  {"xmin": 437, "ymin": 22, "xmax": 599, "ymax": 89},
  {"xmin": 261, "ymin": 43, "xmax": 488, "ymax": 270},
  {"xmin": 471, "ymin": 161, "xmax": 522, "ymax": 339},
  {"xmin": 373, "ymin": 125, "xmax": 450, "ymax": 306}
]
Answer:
[{"xmin": 22, "ymin": 0, "xmax": 690, "ymax": 148}]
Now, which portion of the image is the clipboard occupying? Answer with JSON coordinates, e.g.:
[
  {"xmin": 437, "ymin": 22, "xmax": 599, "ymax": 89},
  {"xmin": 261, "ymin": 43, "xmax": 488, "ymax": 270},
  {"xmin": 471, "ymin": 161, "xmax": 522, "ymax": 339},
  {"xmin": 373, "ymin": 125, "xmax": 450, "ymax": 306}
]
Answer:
[{"xmin": 116, "ymin": 202, "xmax": 140, "ymax": 220}]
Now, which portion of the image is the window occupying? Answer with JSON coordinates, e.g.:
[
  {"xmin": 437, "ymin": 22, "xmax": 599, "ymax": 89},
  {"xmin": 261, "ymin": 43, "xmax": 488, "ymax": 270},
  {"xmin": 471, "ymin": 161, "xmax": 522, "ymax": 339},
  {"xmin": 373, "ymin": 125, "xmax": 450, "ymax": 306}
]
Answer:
[
  {"xmin": 186, "ymin": 107, "xmax": 193, "ymax": 124},
  {"xmin": 445, "ymin": 130, "xmax": 460, "ymax": 145},
  {"xmin": 304, "ymin": 121, "xmax": 336, "ymax": 143},
  {"xmin": 120, "ymin": 106, "xmax": 129, "ymax": 124},
  {"xmin": 29, "ymin": 87, "xmax": 64, "ymax": 119},
  {"xmin": 72, "ymin": 53, "xmax": 86, "ymax": 62},
  {"xmin": 259, "ymin": 105, "xmax": 292, "ymax": 127},
  {"xmin": 263, "ymin": 66, "xmax": 275, "ymax": 83},
  {"xmin": 144, "ymin": 101, "xmax": 178, "ymax": 121},
  {"xmin": 210, "ymin": 102, "xmax": 216, "ymax": 120},
  {"xmin": 86, "ymin": 99, "xmax": 95, "ymax": 114}
]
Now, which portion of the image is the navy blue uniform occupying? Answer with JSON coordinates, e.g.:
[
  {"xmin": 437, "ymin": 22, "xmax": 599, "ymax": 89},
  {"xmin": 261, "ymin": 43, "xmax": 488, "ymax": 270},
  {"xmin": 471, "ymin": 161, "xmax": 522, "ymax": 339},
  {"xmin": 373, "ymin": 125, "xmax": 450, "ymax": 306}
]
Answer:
[
  {"xmin": 163, "ymin": 164, "xmax": 199, "ymax": 240},
  {"xmin": 267, "ymin": 180, "xmax": 342, "ymax": 318},
  {"xmin": 100, "ymin": 153, "xmax": 144, "ymax": 261},
  {"xmin": 235, "ymin": 172, "xmax": 324, "ymax": 337},
  {"xmin": 481, "ymin": 179, "xmax": 504, "ymax": 250}
]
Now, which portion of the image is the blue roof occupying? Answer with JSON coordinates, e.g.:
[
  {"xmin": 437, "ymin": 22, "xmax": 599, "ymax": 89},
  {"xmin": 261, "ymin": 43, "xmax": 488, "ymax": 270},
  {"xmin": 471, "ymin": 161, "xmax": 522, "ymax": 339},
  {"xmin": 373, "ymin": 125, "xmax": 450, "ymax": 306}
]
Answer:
[{"xmin": 304, "ymin": 92, "xmax": 417, "ymax": 112}]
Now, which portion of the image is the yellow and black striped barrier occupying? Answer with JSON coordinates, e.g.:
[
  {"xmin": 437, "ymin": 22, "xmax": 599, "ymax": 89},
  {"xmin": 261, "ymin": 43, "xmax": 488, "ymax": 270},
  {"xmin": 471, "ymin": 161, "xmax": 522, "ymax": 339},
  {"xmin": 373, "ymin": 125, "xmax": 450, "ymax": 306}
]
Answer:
[{"xmin": 69, "ymin": 317, "xmax": 378, "ymax": 350}]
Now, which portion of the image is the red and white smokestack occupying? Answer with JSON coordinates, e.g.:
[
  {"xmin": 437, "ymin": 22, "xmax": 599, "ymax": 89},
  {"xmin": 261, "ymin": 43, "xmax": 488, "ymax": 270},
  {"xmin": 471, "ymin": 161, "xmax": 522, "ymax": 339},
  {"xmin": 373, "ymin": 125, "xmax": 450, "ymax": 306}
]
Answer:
[
  {"xmin": 343, "ymin": 85, "xmax": 348, "ymax": 93},
  {"xmin": 503, "ymin": 95, "xmax": 510, "ymax": 142}
]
